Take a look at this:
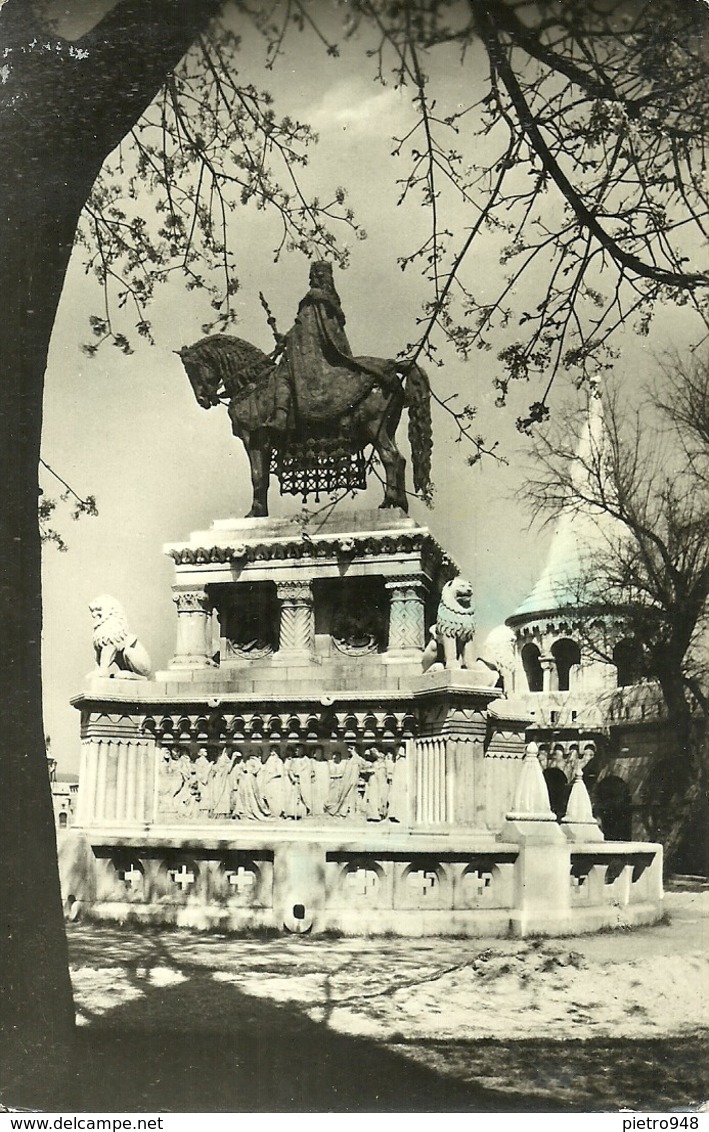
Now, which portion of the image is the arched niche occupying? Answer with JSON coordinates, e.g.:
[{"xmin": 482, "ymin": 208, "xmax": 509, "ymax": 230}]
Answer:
[
  {"xmin": 543, "ymin": 766, "xmax": 570, "ymax": 820},
  {"xmin": 521, "ymin": 642, "xmax": 543, "ymax": 692},
  {"xmin": 551, "ymin": 637, "xmax": 581, "ymax": 692},
  {"xmin": 613, "ymin": 638, "xmax": 644, "ymax": 687}
]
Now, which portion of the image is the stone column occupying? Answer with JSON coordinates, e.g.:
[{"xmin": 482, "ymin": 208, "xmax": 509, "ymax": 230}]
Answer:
[
  {"xmin": 276, "ymin": 581, "xmax": 314, "ymax": 660},
  {"xmin": 385, "ymin": 577, "xmax": 426, "ymax": 658},
  {"xmin": 540, "ymin": 653, "xmax": 556, "ymax": 692},
  {"xmin": 170, "ymin": 587, "xmax": 216, "ymax": 668}
]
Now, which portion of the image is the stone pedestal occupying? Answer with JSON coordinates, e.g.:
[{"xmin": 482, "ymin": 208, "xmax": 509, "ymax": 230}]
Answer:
[
  {"xmin": 412, "ymin": 670, "xmax": 516, "ymax": 828},
  {"xmin": 75, "ymin": 714, "xmax": 157, "ymax": 826},
  {"xmin": 64, "ymin": 507, "xmax": 664, "ymax": 938},
  {"xmin": 501, "ymin": 741, "xmax": 572, "ymax": 935},
  {"xmin": 504, "ymin": 826, "xmax": 572, "ymax": 937},
  {"xmin": 170, "ymin": 587, "xmax": 215, "ymax": 668}
]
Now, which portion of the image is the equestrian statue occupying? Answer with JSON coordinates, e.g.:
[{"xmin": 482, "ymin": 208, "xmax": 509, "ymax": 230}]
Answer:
[{"xmin": 176, "ymin": 262, "xmax": 432, "ymax": 517}]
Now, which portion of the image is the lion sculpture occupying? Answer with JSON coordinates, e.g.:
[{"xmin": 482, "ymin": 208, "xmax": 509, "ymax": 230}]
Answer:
[
  {"xmin": 422, "ymin": 577, "xmax": 477, "ymax": 672},
  {"xmin": 89, "ymin": 595, "xmax": 151, "ymax": 678}
]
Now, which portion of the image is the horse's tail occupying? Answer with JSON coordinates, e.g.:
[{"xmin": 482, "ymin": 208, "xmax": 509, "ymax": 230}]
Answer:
[{"xmin": 406, "ymin": 363, "xmax": 433, "ymax": 501}]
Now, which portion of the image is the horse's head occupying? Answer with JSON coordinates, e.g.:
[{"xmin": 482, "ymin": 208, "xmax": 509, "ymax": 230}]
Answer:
[{"xmin": 175, "ymin": 345, "xmax": 221, "ymax": 409}]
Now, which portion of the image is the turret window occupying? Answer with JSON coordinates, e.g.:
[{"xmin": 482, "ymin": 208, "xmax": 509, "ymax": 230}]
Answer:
[
  {"xmin": 551, "ymin": 638, "xmax": 581, "ymax": 692},
  {"xmin": 521, "ymin": 642, "xmax": 543, "ymax": 692},
  {"xmin": 613, "ymin": 638, "xmax": 644, "ymax": 687}
]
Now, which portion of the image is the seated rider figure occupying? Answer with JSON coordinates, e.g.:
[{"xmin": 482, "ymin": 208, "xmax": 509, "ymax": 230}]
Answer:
[{"xmin": 265, "ymin": 261, "xmax": 397, "ymax": 441}]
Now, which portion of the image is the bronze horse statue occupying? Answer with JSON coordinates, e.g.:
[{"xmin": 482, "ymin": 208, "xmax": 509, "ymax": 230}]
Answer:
[{"xmin": 177, "ymin": 335, "xmax": 432, "ymax": 518}]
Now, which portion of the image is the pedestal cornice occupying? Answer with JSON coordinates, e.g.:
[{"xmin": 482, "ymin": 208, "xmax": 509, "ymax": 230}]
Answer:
[{"xmin": 163, "ymin": 509, "xmax": 458, "ymax": 584}]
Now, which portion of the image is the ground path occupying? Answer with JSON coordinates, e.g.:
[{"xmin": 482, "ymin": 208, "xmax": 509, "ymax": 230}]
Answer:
[{"xmin": 67, "ymin": 888, "xmax": 709, "ymax": 1112}]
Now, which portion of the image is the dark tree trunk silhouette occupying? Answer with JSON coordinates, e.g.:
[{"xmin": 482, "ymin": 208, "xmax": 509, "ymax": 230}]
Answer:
[{"xmin": 0, "ymin": 0, "xmax": 222, "ymax": 1105}]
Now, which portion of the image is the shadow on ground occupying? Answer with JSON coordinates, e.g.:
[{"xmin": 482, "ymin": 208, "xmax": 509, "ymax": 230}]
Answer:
[
  {"xmin": 39, "ymin": 919, "xmax": 706, "ymax": 1114},
  {"xmin": 63, "ymin": 965, "xmax": 708, "ymax": 1113},
  {"xmin": 69, "ymin": 970, "xmax": 564, "ymax": 1113}
]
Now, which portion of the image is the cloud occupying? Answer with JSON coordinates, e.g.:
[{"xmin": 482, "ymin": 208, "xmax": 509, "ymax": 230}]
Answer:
[{"xmin": 305, "ymin": 79, "xmax": 408, "ymax": 137}]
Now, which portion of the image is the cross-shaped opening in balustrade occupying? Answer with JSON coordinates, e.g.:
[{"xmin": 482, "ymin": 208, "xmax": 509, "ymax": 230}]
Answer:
[
  {"xmin": 570, "ymin": 868, "xmax": 590, "ymax": 899},
  {"xmin": 117, "ymin": 863, "xmax": 143, "ymax": 889},
  {"xmin": 346, "ymin": 868, "xmax": 379, "ymax": 897},
  {"xmin": 464, "ymin": 870, "xmax": 492, "ymax": 899},
  {"xmin": 169, "ymin": 864, "xmax": 196, "ymax": 891},
  {"xmin": 226, "ymin": 866, "xmax": 256, "ymax": 896},
  {"xmin": 407, "ymin": 869, "xmax": 438, "ymax": 897}
]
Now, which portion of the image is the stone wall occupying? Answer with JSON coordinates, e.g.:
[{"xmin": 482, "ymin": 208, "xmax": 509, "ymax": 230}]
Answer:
[{"xmin": 58, "ymin": 828, "xmax": 663, "ymax": 937}]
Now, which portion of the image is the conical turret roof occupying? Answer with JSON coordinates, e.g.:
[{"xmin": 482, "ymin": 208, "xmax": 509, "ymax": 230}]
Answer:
[{"xmin": 507, "ymin": 397, "xmax": 618, "ymax": 625}]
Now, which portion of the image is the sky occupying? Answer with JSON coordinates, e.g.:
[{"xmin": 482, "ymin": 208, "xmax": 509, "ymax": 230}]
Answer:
[{"xmin": 39, "ymin": 1, "xmax": 704, "ymax": 772}]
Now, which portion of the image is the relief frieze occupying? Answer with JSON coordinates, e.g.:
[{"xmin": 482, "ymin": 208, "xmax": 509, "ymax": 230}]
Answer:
[{"xmin": 157, "ymin": 742, "xmax": 410, "ymax": 824}]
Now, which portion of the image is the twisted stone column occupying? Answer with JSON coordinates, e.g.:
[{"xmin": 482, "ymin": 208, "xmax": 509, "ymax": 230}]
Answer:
[
  {"xmin": 170, "ymin": 587, "xmax": 215, "ymax": 668},
  {"xmin": 276, "ymin": 580, "xmax": 314, "ymax": 659},
  {"xmin": 386, "ymin": 577, "xmax": 426, "ymax": 656}
]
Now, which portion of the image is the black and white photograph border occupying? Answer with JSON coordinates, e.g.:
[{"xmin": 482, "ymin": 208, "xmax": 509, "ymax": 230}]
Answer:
[{"xmin": 1, "ymin": 0, "xmax": 708, "ymax": 1116}]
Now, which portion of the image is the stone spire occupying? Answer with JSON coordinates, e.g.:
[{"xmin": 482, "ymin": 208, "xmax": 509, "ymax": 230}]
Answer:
[{"xmin": 507, "ymin": 395, "xmax": 616, "ymax": 624}]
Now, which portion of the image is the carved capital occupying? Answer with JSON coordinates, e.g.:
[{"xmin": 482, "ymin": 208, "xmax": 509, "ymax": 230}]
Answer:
[
  {"xmin": 385, "ymin": 577, "xmax": 427, "ymax": 602},
  {"xmin": 173, "ymin": 589, "xmax": 211, "ymax": 614},
  {"xmin": 276, "ymin": 580, "xmax": 313, "ymax": 607}
]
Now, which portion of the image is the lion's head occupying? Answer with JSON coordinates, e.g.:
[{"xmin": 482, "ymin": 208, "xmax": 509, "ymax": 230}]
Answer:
[
  {"xmin": 441, "ymin": 577, "xmax": 474, "ymax": 613},
  {"xmin": 89, "ymin": 595, "xmax": 130, "ymax": 650},
  {"xmin": 436, "ymin": 577, "xmax": 476, "ymax": 641}
]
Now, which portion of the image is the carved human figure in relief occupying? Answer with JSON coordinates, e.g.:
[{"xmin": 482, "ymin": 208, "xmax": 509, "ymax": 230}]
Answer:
[
  {"xmin": 236, "ymin": 750, "xmax": 269, "ymax": 820},
  {"xmin": 209, "ymin": 749, "xmax": 235, "ymax": 819},
  {"xmin": 310, "ymin": 745, "xmax": 331, "ymax": 817},
  {"xmin": 289, "ymin": 744, "xmax": 312, "ymax": 818},
  {"xmin": 259, "ymin": 747, "xmax": 286, "ymax": 818},
  {"xmin": 280, "ymin": 748, "xmax": 299, "ymax": 819},
  {"xmin": 158, "ymin": 749, "xmax": 182, "ymax": 816},
  {"xmin": 89, "ymin": 595, "xmax": 151, "ymax": 678},
  {"xmin": 227, "ymin": 750, "xmax": 246, "ymax": 817},
  {"xmin": 327, "ymin": 746, "xmax": 362, "ymax": 818},
  {"xmin": 194, "ymin": 747, "xmax": 212, "ymax": 817},
  {"xmin": 421, "ymin": 577, "xmax": 476, "ymax": 671},
  {"xmin": 388, "ymin": 745, "xmax": 409, "ymax": 824},
  {"xmin": 174, "ymin": 751, "xmax": 200, "ymax": 818},
  {"xmin": 363, "ymin": 747, "xmax": 389, "ymax": 821}
]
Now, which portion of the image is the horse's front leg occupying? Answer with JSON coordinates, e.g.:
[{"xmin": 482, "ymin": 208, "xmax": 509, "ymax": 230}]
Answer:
[{"xmin": 229, "ymin": 409, "xmax": 271, "ymax": 518}]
